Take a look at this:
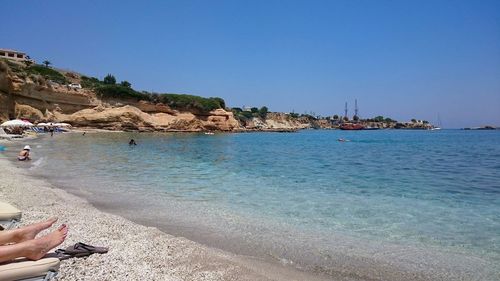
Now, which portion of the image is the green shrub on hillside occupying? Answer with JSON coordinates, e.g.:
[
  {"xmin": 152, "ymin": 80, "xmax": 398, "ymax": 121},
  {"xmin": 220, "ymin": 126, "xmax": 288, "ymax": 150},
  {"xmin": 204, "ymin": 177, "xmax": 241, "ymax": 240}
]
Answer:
[
  {"xmin": 120, "ymin": 80, "xmax": 131, "ymax": 88},
  {"xmin": 212, "ymin": 97, "xmax": 226, "ymax": 109},
  {"xmin": 95, "ymin": 84, "xmax": 146, "ymax": 100},
  {"xmin": 241, "ymin": 111, "xmax": 254, "ymax": 119},
  {"xmin": 232, "ymin": 110, "xmax": 253, "ymax": 123},
  {"xmin": 232, "ymin": 106, "xmax": 269, "ymax": 120},
  {"xmin": 157, "ymin": 94, "xmax": 224, "ymax": 112},
  {"xmin": 26, "ymin": 65, "xmax": 67, "ymax": 84},
  {"xmin": 82, "ymin": 75, "xmax": 226, "ymax": 113},
  {"xmin": 80, "ymin": 76, "xmax": 101, "ymax": 88}
]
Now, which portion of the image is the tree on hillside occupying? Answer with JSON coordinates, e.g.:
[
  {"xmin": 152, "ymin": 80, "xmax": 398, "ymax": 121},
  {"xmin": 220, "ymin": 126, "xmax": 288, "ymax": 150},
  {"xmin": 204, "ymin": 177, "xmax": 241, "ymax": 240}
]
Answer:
[
  {"xmin": 374, "ymin": 116, "xmax": 384, "ymax": 122},
  {"xmin": 24, "ymin": 60, "xmax": 33, "ymax": 67},
  {"xmin": 120, "ymin": 80, "xmax": 131, "ymax": 88},
  {"xmin": 241, "ymin": 111, "xmax": 253, "ymax": 119},
  {"xmin": 343, "ymin": 116, "xmax": 349, "ymax": 121},
  {"xmin": 259, "ymin": 106, "xmax": 268, "ymax": 119},
  {"xmin": 212, "ymin": 97, "xmax": 226, "ymax": 109},
  {"xmin": 250, "ymin": 107, "xmax": 259, "ymax": 113},
  {"xmin": 42, "ymin": 60, "xmax": 51, "ymax": 68},
  {"xmin": 333, "ymin": 114, "xmax": 339, "ymax": 120},
  {"xmin": 103, "ymin": 74, "xmax": 116, "ymax": 85},
  {"xmin": 353, "ymin": 115, "xmax": 359, "ymax": 121},
  {"xmin": 411, "ymin": 118, "xmax": 417, "ymax": 123}
]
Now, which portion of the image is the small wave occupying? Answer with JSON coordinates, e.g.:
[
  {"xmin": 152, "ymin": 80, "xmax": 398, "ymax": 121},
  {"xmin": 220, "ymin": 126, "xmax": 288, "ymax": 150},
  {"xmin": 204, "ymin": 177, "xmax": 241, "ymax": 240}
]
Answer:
[{"xmin": 30, "ymin": 157, "xmax": 45, "ymax": 169}]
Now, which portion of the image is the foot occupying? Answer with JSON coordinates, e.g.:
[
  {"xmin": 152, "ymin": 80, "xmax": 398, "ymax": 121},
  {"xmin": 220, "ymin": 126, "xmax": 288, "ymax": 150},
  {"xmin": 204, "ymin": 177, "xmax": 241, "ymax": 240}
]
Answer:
[
  {"xmin": 25, "ymin": 224, "xmax": 68, "ymax": 260},
  {"xmin": 15, "ymin": 218, "xmax": 58, "ymax": 243}
]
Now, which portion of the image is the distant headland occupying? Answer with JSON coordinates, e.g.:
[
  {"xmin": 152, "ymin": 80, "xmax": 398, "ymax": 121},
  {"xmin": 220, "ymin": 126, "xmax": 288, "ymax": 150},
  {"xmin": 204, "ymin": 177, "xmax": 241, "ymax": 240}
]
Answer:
[{"xmin": 0, "ymin": 52, "xmax": 438, "ymax": 132}]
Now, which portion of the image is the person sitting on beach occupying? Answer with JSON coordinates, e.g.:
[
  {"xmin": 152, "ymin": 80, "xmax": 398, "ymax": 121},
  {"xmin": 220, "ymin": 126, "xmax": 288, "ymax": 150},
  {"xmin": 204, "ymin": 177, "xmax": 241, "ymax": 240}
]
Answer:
[
  {"xmin": 0, "ymin": 218, "xmax": 68, "ymax": 263},
  {"xmin": 129, "ymin": 139, "xmax": 137, "ymax": 146},
  {"xmin": 17, "ymin": 145, "xmax": 31, "ymax": 161}
]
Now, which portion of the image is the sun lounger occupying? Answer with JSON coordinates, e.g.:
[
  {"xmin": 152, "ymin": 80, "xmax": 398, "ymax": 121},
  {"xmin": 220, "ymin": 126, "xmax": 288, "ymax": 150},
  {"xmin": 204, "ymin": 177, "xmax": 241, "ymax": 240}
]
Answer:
[
  {"xmin": 0, "ymin": 128, "xmax": 23, "ymax": 139},
  {"xmin": 0, "ymin": 202, "xmax": 22, "ymax": 230},
  {"xmin": 35, "ymin": 127, "xmax": 45, "ymax": 134},
  {"xmin": 0, "ymin": 257, "xmax": 60, "ymax": 281}
]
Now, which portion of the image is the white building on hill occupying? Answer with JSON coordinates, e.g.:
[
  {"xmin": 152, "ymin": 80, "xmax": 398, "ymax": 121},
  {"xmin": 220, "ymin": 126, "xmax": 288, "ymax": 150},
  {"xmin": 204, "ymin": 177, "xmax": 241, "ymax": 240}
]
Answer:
[{"xmin": 0, "ymin": 48, "xmax": 35, "ymax": 63}]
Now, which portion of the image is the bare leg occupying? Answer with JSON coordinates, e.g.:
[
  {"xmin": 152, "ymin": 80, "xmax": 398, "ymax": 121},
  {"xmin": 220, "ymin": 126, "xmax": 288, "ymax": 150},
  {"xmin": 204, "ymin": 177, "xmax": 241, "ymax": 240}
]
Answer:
[
  {"xmin": 0, "ymin": 218, "xmax": 58, "ymax": 245},
  {"xmin": 0, "ymin": 224, "xmax": 68, "ymax": 263}
]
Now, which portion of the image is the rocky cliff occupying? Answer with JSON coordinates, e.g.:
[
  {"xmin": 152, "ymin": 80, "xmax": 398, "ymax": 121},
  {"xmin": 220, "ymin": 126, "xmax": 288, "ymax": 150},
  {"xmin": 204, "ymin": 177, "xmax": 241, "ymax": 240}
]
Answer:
[
  {"xmin": 0, "ymin": 59, "xmax": 433, "ymax": 132},
  {"xmin": 0, "ymin": 60, "xmax": 242, "ymax": 132}
]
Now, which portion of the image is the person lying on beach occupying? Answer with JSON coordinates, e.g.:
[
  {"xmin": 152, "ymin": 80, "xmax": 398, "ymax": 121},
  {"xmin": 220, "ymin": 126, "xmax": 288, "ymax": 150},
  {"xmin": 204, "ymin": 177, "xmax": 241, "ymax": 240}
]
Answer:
[
  {"xmin": 17, "ymin": 145, "xmax": 31, "ymax": 161},
  {"xmin": 0, "ymin": 218, "xmax": 68, "ymax": 263}
]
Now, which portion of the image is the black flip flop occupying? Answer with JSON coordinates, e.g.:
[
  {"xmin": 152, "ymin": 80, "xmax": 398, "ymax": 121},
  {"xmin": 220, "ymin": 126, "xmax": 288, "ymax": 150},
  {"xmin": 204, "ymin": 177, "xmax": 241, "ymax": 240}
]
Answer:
[{"xmin": 55, "ymin": 242, "xmax": 108, "ymax": 259}]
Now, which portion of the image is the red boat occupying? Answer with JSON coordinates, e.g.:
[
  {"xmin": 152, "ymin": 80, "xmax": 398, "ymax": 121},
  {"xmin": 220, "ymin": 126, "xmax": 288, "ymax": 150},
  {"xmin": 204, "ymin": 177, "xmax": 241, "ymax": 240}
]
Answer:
[{"xmin": 340, "ymin": 123, "xmax": 365, "ymax": 130}]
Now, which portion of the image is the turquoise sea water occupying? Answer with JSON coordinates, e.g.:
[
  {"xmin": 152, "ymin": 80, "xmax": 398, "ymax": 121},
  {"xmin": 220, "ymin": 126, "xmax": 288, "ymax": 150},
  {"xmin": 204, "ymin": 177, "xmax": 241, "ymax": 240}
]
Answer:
[{"xmin": 4, "ymin": 130, "xmax": 500, "ymax": 278}]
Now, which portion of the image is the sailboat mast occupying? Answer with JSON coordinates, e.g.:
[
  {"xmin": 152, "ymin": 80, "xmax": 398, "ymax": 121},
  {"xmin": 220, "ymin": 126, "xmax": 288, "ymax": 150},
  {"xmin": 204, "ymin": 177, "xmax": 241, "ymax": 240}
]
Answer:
[{"xmin": 354, "ymin": 99, "xmax": 359, "ymax": 118}]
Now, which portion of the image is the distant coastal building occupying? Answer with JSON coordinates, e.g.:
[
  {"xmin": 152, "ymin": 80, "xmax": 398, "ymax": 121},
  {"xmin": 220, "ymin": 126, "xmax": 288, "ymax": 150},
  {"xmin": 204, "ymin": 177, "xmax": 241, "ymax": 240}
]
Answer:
[{"xmin": 0, "ymin": 48, "xmax": 35, "ymax": 63}]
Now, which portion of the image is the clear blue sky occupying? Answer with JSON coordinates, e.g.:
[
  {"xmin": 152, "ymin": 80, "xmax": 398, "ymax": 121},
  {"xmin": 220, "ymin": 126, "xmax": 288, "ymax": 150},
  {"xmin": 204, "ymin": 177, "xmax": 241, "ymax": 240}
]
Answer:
[{"xmin": 2, "ymin": 0, "xmax": 499, "ymax": 128}]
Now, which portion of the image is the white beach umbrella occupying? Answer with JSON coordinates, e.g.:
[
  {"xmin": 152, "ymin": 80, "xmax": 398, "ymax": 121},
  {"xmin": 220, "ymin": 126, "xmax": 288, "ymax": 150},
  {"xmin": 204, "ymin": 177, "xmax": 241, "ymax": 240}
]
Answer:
[
  {"xmin": 22, "ymin": 120, "xmax": 34, "ymax": 126},
  {"xmin": 0, "ymin": 119, "xmax": 33, "ymax": 127},
  {"xmin": 53, "ymin": 123, "xmax": 72, "ymax": 128}
]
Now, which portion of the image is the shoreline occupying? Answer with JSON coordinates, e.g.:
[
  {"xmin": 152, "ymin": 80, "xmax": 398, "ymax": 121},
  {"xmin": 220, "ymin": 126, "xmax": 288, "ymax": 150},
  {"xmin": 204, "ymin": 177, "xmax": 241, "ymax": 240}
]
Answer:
[{"xmin": 0, "ymin": 146, "xmax": 333, "ymax": 280}]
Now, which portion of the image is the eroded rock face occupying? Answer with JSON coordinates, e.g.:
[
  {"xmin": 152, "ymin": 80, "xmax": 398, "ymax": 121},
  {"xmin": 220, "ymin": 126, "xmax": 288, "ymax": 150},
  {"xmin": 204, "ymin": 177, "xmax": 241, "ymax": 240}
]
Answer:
[
  {"xmin": 135, "ymin": 100, "xmax": 176, "ymax": 114},
  {"xmin": 14, "ymin": 103, "xmax": 44, "ymax": 121},
  {"xmin": 0, "ymin": 61, "xmax": 16, "ymax": 120},
  {"xmin": 52, "ymin": 105, "xmax": 243, "ymax": 132},
  {"xmin": 1, "ymin": 62, "xmax": 325, "ymax": 132},
  {"xmin": 243, "ymin": 112, "xmax": 310, "ymax": 131},
  {"xmin": 0, "ymin": 63, "xmax": 245, "ymax": 131},
  {"xmin": 205, "ymin": 109, "xmax": 241, "ymax": 131}
]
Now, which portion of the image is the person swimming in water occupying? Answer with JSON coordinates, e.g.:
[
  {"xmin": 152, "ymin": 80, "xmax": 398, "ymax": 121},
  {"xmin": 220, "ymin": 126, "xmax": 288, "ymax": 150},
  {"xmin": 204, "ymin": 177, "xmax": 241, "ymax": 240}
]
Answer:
[
  {"xmin": 129, "ymin": 139, "xmax": 137, "ymax": 145},
  {"xmin": 17, "ymin": 145, "xmax": 31, "ymax": 161}
]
